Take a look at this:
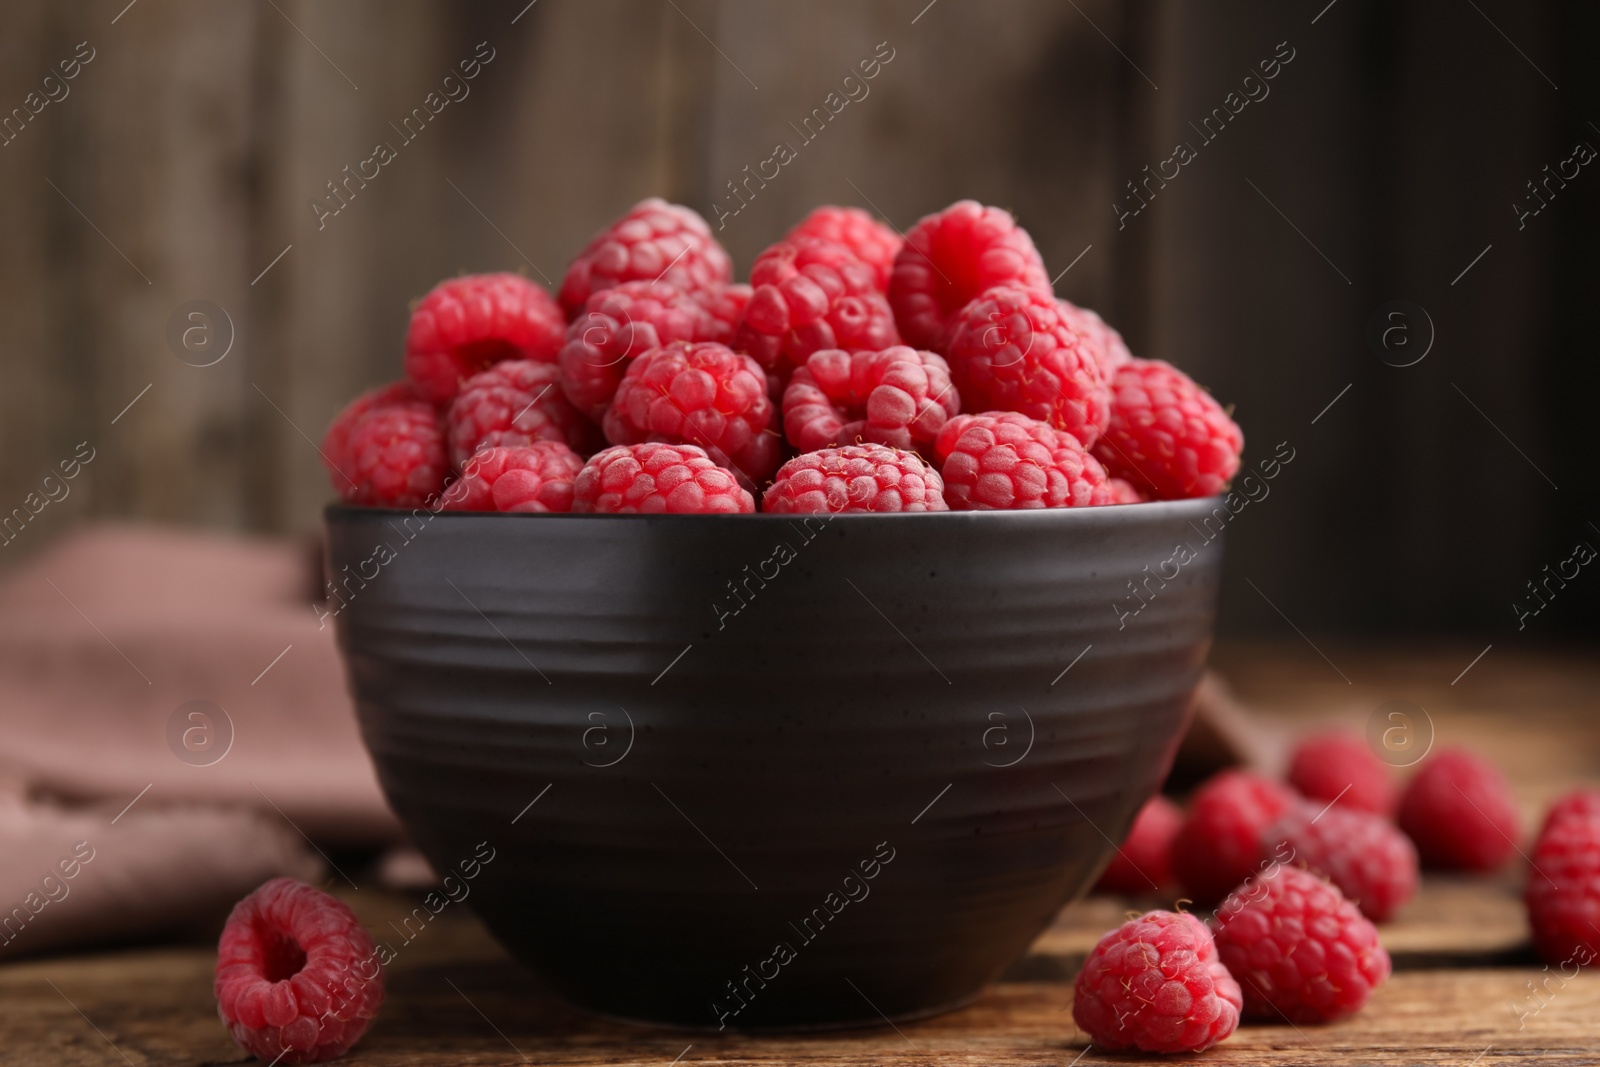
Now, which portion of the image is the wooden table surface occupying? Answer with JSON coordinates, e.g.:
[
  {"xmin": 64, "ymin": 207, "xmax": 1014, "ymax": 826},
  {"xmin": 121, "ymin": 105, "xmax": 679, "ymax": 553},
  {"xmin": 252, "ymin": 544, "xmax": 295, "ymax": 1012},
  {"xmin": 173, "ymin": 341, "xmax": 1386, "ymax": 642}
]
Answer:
[{"xmin": 5, "ymin": 642, "xmax": 1599, "ymax": 1065}]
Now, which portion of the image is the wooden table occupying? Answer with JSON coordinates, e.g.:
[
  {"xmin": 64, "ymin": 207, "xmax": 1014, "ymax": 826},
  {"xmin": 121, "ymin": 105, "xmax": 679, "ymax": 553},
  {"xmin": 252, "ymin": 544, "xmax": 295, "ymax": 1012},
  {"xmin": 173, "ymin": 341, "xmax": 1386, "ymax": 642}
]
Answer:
[{"xmin": 5, "ymin": 643, "xmax": 1598, "ymax": 1065}]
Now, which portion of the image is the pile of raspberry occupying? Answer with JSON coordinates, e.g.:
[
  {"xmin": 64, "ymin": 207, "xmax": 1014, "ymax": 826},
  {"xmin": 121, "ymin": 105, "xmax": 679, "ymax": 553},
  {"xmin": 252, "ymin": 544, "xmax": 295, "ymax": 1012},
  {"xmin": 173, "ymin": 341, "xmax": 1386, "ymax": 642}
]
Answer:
[{"xmin": 321, "ymin": 199, "xmax": 1245, "ymax": 515}]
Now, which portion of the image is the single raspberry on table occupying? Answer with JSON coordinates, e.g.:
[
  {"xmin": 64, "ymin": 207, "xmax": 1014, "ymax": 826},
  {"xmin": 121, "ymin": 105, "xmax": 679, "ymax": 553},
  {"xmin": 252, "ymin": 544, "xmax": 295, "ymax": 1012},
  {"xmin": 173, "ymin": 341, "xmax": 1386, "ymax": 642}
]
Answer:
[
  {"xmin": 787, "ymin": 206, "xmax": 902, "ymax": 292},
  {"xmin": 573, "ymin": 443, "xmax": 754, "ymax": 514},
  {"xmin": 733, "ymin": 237, "xmax": 900, "ymax": 381},
  {"xmin": 762, "ymin": 445, "xmax": 947, "ymax": 514},
  {"xmin": 1107, "ymin": 477, "xmax": 1145, "ymax": 504},
  {"xmin": 1398, "ymin": 746, "xmax": 1520, "ymax": 871},
  {"xmin": 1287, "ymin": 732, "xmax": 1399, "ymax": 816},
  {"xmin": 689, "ymin": 282, "xmax": 752, "ymax": 346},
  {"xmin": 447, "ymin": 359, "xmax": 599, "ymax": 468},
  {"xmin": 1540, "ymin": 788, "xmax": 1600, "ymax": 835},
  {"xmin": 443, "ymin": 442, "xmax": 584, "ymax": 513},
  {"xmin": 322, "ymin": 381, "xmax": 423, "ymax": 482},
  {"xmin": 1092, "ymin": 357, "xmax": 1243, "ymax": 501},
  {"xmin": 215, "ymin": 878, "xmax": 385, "ymax": 1065},
  {"xmin": 934, "ymin": 411, "xmax": 1112, "ymax": 510},
  {"xmin": 1069, "ymin": 302, "xmax": 1132, "ymax": 373},
  {"xmin": 558, "ymin": 281, "xmax": 714, "ymax": 421},
  {"xmin": 888, "ymin": 200, "xmax": 1051, "ymax": 350},
  {"xmin": 781, "ymin": 346, "xmax": 958, "ymax": 455},
  {"xmin": 602, "ymin": 341, "xmax": 780, "ymax": 481},
  {"xmin": 404, "ymin": 273, "xmax": 566, "ymax": 405},
  {"xmin": 1095, "ymin": 794, "xmax": 1182, "ymax": 894},
  {"xmin": 1263, "ymin": 799, "xmax": 1419, "ymax": 923},
  {"xmin": 1170, "ymin": 769, "xmax": 1297, "ymax": 907},
  {"xmin": 329, "ymin": 401, "xmax": 449, "ymax": 508},
  {"xmin": 1525, "ymin": 810, "xmax": 1600, "ymax": 966},
  {"xmin": 558, "ymin": 198, "xmax": 732, "ymax": 318},
  {"xmin": 942, "ymin": 285, "xmax": 1111, "ymax": 448},
  {"xmin": 1072, "ymin": 909, "xmax": 1241, "ymax": 1054},
  {"xmin": 1213, "ymin": 863, "xmax": 1391, "ymax": 1023}
]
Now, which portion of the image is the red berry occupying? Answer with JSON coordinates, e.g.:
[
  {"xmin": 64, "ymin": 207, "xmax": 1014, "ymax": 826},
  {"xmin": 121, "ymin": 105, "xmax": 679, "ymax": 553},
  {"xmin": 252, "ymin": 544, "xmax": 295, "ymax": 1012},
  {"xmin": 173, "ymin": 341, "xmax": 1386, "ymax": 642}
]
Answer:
[
  {"xmin": 214, "ymin": 878, "xmax": 385, "ymax": 1064},
  {"xmin": 1525, "ymin": 810, "xmax": 1600, "ymax": 966},
  {"xmin": 1092, "ymin": 357, "xmax": 1243, "ymax": 500},
  {"xmin": 689, "ymin": 282, "xmax": 752, "ymax": 346},
  {"xmin": 734, "ymin": 237, "xmax": 900, "ymax": 380},
  {"xmin": 1264, "ymin": 799, "xmax": 1419, "ymax": 923},
  {"xmin": 1095, "ymin": 795, "xmax": 1182, "ymax": 894},
  {"xmin": 557, "ymin": 198, "xmax": 732, "ymax": 318},
  {"xmin": 404, "ymin": 273, "xmax": 565, "ymax": 405},
  {"xmin": 1213, "ymin": 864, "xmax": 1391, "ymax": 1023},
  {"xmin": 1072, "ymin": 909, "xmax": 1241, "ymax": 1054},
  {"xmin": 1170, "ymin": 769, "xmax": 1296, "ymax": 907},
  {"xmin": 781, "ymin": 346, "xmax": 958, "ymax": 456},
  {"xmin": 1398, "ymin": 747, "xmax": 1520, "ymax": 871},
  {"xmin": 1069, "ymin": 302, "xmax": 1132, "ymax": 372},
  {"xmin": 787, "ymin": 206, "xmax": 902, "ymax": 292},
  {"xmin": 447, "ymin": 359, "xmax": 599, "ymax": 468},
  {"xmin": 935, "ymin": 411, "xmax": 1112, "ymax": 510},
  {"xmin": 942, "ymin": 285, "xmax": 1111, "ymax": 447},
  {"xmin": 1542, "ymin": 789, "xmax": 1600, "ymax": 836},
  {"xmin": 888, "ymin": 200, "xmax": 1051, "ymax": 350},
  {"xmin": 443, "ymin": 442, "xmax": 584, "ymax": 513},
  {"xmin": 322, "ymin": 381, "xmax": 423, "ymax": 483},
  {"xmin": 602, "ymin": 341, "xmax": 780, "ymax": 482},
  {"xmin": 573, "ymin": 442, "xmax": 754, "ymax": 514},
  {"xmin": 558, "ymin": 281, "xmax": 713, "ymax": 421},
  {"xmin": 1287, "ymin": 732, "xmax": 1399, "ymax": 816},
  {"xmin": 762, "ymin": 445, "xmax": 947, "ymax": 514},
  {"xmin": 1107, "ymin": 477, "xmax": 1145, "ymax": 504},
  {"xmin": 334, "ymin": 401, "xmax": 448, "ymax": 508}
]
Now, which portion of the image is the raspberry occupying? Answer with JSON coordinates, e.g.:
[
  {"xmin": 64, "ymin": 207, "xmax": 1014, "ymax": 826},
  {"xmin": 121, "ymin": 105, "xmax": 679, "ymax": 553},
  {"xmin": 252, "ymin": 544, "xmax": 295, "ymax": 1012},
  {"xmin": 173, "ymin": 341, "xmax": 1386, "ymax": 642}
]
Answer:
[
  {"xmin": 935, "ymin": 411, "xmax": 1112, "ymax": 510},
  {"xmin": 787, "ymin": 206, "xmax": 902, "ymax": 292},
  {"xmin": 762, "ymin": 445, "xmax": 947, "ymax": 514},
  {"xmin": 1525, "ymin": 811, "xmax": 1600, "ymax": 966},
  {"xmin": 446, "ymin": 359, "xmax": 599, "ymax": 468},
  {"xmin": 573, "ymin": 442, "xmax": 754, "ymax": 514},
  {"xmin": 558, "ymin": 281, "xmax": 713, "ymax": 421},
  {"xmin": 1072, "ymin": 910, "xmax": 1241, "ymax": 1054},
  {"xmin": 558, "ymin": 198, "xmax": 732, "ymax": 318},
  {"xmin": 602, "ymin": 341, "xmax": 780, "ymax": 481},
  {"xmin": 1107, "ymin": 477, "xmax": 1145, "ymax": 504},
  {"xmin": 781, "ymin": 346, "xmax": 958, "ymax": 455},
  {"xmin": 1213, "ymin": 864, "xmax": 1391, "ymax": 1023},
  {"xmin": 443, "ymin": 442, "xmax": 583, "ymax": 513},
  {"xmin": 214, "ymin": 878, "xmax": 385, "ymax": 1064},
  {"xmin": 1287, "ymin": 732, "xmax": 1398, "ymax": 816},
  {"xmin": 1170, "ymin": 769, "xmax": 1296, "ymax": 906},
  {"xmin": 1092, "ymin": 357, "xmax": 1243, "ymax": 501},
  {"xmin": 1398, "ymin": 746, "xmax": 1520, "ymax": 871},
  {"xmin": 942, "ymin": 285, "xmax": 1111, "ymax": 447},
  {"xmin": 322, "ymin": 381, "xmax": 423, "ymax": 485},
  {"xmin": 1542, "ymin": 789, "xmax": 1600, "ymax": 835},
  {"xmin": 689, "ymin": 282, "xmax": 752, "ymax": 346},
  {"xmin": 1263, "ymin": 799, "xmax": 1419, "ymax": 922},
  {"xmin": 334, "ymin": 401, "xmax": 449, "ymax": 507},
  {"xmin": 888, "ymin": 200, "xmax": 1051, "ymax": 349},
  {"xmin": 1095, "ymin": 795, "xmax": 1182, "ymax": 894},
  {"xmin": 733, "ymin": 237, "xmax": 900, "ymax": 379},
  {"xmin": 1071, "ymin": 302, "xmax": 1132, "ymax": 372},
  {"xmin": 404, "ymin": 273, "xmax": 565, "ymax": 405}
]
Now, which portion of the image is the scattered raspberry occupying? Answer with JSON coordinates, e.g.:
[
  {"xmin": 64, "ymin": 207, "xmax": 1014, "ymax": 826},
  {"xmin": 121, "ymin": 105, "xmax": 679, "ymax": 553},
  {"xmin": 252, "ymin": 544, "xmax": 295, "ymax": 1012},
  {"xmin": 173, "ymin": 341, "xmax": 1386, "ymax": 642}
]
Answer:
[
  {"xmin": 781, "ymin": 346, "xmax": 958, "ymax": 455},
  {"xmin": 1398, "ymin": 747, "xmax": 1520, "ymax": 871},
  {"xmin": 762, "ymin": 445, "xmax": 947, "ymax": 514},
  {"xmin": 689, "ymin": 282, "xmax": 752, "ymax": 346},
  {"xmin": 1107, "ymin": 477, "xmax": 1145, "ymax": 504},
  {"xmin": 322, "ymin": 381, "xmax": 423, "ymax": 485},
  {"xmin": 1092, "ymin": 357, "xmax": 1243, "ymax": 501},
  {"xmin": 602, "ymin": 341, "xmax": 780, "ymax": 481},
  {"xmin": 215, "ymin": 878, "xmax": 385, "ymax": 1064},
  {"xmin": 1542, "ymin": 789, "xmax": 1600, "ymax": 836},
  {"xmin": 442, "ymin": 442, "xmax": 583, "ymax": 513},
  {"xmin": 1525, "ymin": 810, "xmax": 1600, "ymax": 966},
  {"xmin": 1287, "ymin": 732, "xmax": 1398, "ymax": 817},
  {"xmin": 942, "ymin": 285, "xmax": 1111, "ymax": 448},
  {"xmin": 1072, "ymin": 909, "xmax": 1241, "ymax": 1054},
  {"xmin": 1263, "ymin": 799, "xmax": 1419, "ymax": 923},
  {"xmin": 1070, "ymin": 302, "xmax": 1132, "ymax": 372},
  {"xmin": 1213, "ymin": 864, "xmax": 1391, "ymax": 1023},
  {"xmin": 447, "ymin": 359, "xmax": 599, "ymax": 468},
  {"xmin": 404, "ymin": 273, "xmax": 565, "ymax": 405},
  {"xmin": 935, "ymin": 411, "xmax": 1111, "ymax": 510},
  {"xmin": 888, "ymin": 200, "xmax": 1051, "ymax": 349},
  {"xmin": 1170, "ymin": 769, "xmax": 1297, "ymax": 907},
  {"xmin": 334, "ymin": 401, "xmax": 448, "ymax": 507},
  {"xmin": 558, "ymin": 281, "xmax": 713, "ymax": 421},
  {"xmin": 573, "ymin": 442, "xmax": 754, "ymax": 514},
  {"xmin": 734, "ymin": 237, "xmax": 900, "ymax": 380},
  {"xmin": 1095, "ymin": 795, "xmax": 1182, "ymax": 894},
  {"xmin": 558, "ymin": 198, "xmax": 732, "ymax": 318},
  {"xmin": 787, "ymin": 206, "xmax": 902, "ymax": 292}
]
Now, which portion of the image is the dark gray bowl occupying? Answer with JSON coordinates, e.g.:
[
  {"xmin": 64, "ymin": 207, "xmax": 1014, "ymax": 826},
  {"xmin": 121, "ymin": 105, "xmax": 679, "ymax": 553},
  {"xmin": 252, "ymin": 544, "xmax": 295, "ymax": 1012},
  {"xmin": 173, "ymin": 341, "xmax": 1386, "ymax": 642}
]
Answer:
[{"xmin": 325, "ymin": 501, "xmax": 1224, "ymax": 1030}]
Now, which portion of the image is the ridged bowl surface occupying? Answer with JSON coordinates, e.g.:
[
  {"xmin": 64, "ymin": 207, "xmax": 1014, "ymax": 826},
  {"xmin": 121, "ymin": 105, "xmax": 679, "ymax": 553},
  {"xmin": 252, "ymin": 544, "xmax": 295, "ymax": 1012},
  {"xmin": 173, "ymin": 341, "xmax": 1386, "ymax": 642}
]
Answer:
[{"xmin": 325, "ymin": 501, "xmax": 1224, "ymax": 1029}]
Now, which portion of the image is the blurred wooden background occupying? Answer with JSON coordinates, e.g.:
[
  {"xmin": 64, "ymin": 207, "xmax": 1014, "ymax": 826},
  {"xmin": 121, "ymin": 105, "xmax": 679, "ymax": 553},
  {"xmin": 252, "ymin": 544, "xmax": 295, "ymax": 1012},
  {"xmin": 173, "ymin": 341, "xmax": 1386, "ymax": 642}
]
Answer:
[{"xmin": 0, "ymin": 0, "xmax": 1594, "ymax": 638}]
